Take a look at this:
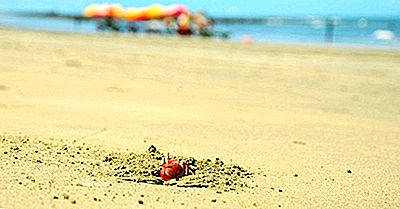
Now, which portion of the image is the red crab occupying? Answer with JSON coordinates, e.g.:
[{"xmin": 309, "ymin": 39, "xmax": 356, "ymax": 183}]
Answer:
[{"xmin": 160, "ymin": 155, "xmax": 192, "ymax": 181}]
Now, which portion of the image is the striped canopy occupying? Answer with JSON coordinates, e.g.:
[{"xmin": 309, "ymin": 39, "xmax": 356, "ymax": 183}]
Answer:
[{"xmin": 84, "ymin": 3, "xmax": 189, "ymax": 21}]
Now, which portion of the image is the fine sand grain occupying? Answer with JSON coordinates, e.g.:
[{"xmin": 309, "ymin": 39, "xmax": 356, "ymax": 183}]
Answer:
[{"xmin": 1, "ymin": 28, "xmax": 400, "ymax": 208}]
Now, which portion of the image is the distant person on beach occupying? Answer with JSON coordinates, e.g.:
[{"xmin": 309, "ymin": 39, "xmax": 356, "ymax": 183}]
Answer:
[
  {"xmin": 193, "ymin": 11, "xmax": 213, "ymax": 37},
  {"xmin": 127, "ymin": 22, "xmax": 139, "ymax": 33},
  {"xmin": 97, "ymin": 17, "xmax": 120, "ymax": 31},
  {"xmin": 163, "ymin": 17, "xmax": 177, "ymax": 35},
  {"xmin": 325, "ymin": 17, "xmax": 335, "ymax": 43},
  {"xmin": 176, "ymin": 13, "xmax": 193, "ymax": 35},
  {"xmin": 144, "ymin": 20, "xmax": 164, "ymax": 34},
  {"xmin": 105, "ymin": 17, "xmax": 120, "ymax": 31}
]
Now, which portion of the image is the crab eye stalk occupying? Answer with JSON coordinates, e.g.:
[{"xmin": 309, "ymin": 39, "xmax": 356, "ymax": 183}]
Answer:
[
  {"xmin": 183, "ymin": 162, "xmax": 190, "ymax": 176},
  {"xmin": 161, "ymin": 156, "xmax": 167, "ymax": 164}
]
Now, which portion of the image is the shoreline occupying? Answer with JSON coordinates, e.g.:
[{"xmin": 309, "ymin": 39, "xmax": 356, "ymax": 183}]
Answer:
[{"xmin": 1, "ymin": 26, "xmax": 399, "ymax": 53}]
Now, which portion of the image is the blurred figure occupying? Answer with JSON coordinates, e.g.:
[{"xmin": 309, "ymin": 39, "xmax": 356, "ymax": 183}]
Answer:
[
  {"xmin": 325, "ymin": 17, "xmax": 335, "ymax": 43},
  {"xmin": 144, "ymin": 20, "xmax": 164, "ymax": 34},
  {"xmin": 163, "ymin": 17, "xmax": 177, "ymax": 34},
  {"xmin": 240, "ymin": 35, "xmax": 254, "ymax": 44},
  {"xmin": 193, "ymin": 11, "xmax": 213, "ymax": 37},
  {"xmin": 176, "ymin": 13, "xmax": 193, "ymax": 35},
  {"xmin": 97, "ymin": 17, "xmax": 120, "ymax": 31},
  {"xmin": 127, "ymin": 21, "xmax": 139, "ymax": 33}
]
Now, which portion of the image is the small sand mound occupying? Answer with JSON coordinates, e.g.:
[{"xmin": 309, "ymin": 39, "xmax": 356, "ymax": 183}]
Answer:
[
  {"xmin": 105, "ymin": 145, "xmax": 253, "ymax": 192},
  {"xmin": 1, "ymin": 135, "xmax": 252, "ymax": 193}
]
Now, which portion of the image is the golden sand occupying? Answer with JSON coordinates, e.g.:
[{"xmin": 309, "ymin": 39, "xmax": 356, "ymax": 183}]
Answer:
[{"xmin": 0, "ymin": 28, "xmax": 400, "ymax": 208}]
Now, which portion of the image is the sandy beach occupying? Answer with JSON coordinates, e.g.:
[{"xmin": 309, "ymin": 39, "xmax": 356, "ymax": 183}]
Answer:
[{"xmin": 1, "ymin": 28, "xmax": 400, "ymax": 208}]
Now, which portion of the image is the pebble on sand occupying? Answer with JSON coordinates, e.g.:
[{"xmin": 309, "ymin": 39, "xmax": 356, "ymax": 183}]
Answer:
[{"xmin": 76, "ymin": 180, "xmax": 93, "ymax": 188}]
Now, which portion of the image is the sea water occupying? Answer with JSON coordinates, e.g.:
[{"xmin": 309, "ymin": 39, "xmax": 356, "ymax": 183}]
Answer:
[{"xmin": 213, "ymin": 19, "xmax": 400, "ymax": 49}]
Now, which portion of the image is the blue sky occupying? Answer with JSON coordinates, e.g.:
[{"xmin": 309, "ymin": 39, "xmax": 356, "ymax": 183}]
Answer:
[{"xmin": 0, "ymin": 0, "xmax": 399, "ymax": 17}]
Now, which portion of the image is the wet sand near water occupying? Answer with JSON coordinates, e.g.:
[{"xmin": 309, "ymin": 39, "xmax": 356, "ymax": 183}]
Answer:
[{"xmin": 1, "ymin": 28, "xmax": 400, "ymax": 208}]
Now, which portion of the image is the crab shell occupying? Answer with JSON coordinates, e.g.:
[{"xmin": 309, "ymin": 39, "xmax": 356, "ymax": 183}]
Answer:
[{"xmin": 160, "ymin": 160, "xmax": 190, "ymax": 181}]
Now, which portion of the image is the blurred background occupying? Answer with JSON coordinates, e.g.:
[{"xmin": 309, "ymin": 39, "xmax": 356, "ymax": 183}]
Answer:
[{"xmin": 0, "ymin": 0, "xmax": 399, "ymax": 48}]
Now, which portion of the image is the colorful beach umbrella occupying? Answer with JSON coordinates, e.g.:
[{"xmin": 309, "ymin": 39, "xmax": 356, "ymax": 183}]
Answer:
[
  {"xmin": 108, "ymin": 4, "xmax": 125, "ymax": 18},
  {"xmin": 165, "ymin": 4, "xmax": 189, "ymax": 18},
  {"xmin": 84, "ymin": 4, "xmax": 103, "ymax": 18},
  {"xmin": 124, "ymin": 7, "xmax": 147, "ymax": 21},
  {"xmin": 84, "ymin": 3, "xmax": 125, "ymax": 19},
  {"xmin": 145, "ymin": 4, "xmax": 165, "ymax": 20},
  {"xmin": 84, "ymin": 3, "xmax": 190, "ymax": 21}
]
